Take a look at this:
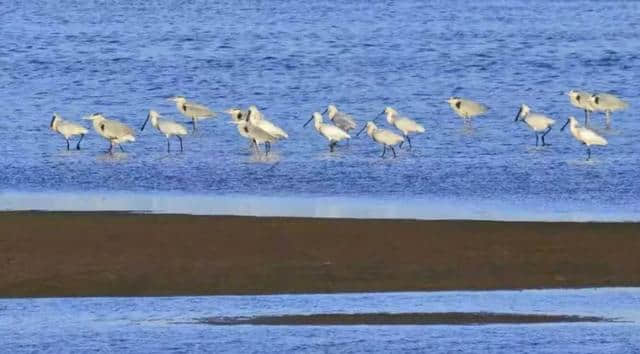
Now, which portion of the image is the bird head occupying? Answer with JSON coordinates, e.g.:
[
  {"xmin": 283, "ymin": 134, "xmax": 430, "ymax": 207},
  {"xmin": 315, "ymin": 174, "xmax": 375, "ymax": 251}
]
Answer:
[
  {"xmin": 326, "ymin": 104, "xmax": 338, "ymax": 118},
  {"xmin": 514, "ymin": 104, "xmax": 530, "ymax": 121},
  {"xmin": 50, "ymin": 113, "xmax": 61, "ymax": 129}
]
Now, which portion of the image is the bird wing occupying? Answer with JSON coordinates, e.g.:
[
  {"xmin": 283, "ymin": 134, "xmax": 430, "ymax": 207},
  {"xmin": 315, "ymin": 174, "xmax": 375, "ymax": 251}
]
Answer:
[
  {"xmin": 58, "ymin": 120, "xmax": 88, "ymax": 136},
  {"xmin": 184, "ymin": 101, "xmax": 215, "ymax": 118},
  {"xmin": 374, "ymin": 129, "xmax": 404, "ymax": 145},
  {"xmin": 158, "ymin": 119, "xmax": 188, "ymax": 136},
  {"xmin": 578, "ymin": 127, "xmax": 607, "ymax": 146},
  {"xmin": 333, "ymin": 112, "xmax": 357, "ymax": 131},
  {"xmin": 257, "ymin": 119, "xmax": 288, "ymax": 139},
  {"xmin": 396, "ymin": 117, "xmax": 425, "ymax": 133},
  {"xmin": 527, "ymin": 114, "xmax": 555, "ymax": 130},
  {"xmin": 102, "ymin": 119, "xmax": 135, "ymax": 140},
  {"xmin": 596, "ymin": 93, "xmax": 628, "ymax": 111},
  {"xmin": 466, "ymin": 100, "xmax": 488, "ymax": 115},
  {"xmin": 321, "ymin": 124, "xmax": 350, "ymax": 140}
]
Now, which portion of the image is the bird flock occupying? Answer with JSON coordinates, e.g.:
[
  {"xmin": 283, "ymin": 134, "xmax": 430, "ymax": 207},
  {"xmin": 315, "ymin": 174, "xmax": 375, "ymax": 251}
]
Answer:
[{"xmin": 50, "ymin": 91, "xmax": 628, "ymax": 161}]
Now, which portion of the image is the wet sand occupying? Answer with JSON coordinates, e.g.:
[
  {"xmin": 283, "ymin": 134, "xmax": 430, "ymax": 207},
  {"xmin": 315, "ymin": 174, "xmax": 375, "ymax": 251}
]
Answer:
[
  {"xmin": 201, "ymin": 312, "xmax": 608, "ymax": 325},
  {"xmin": 1, "ymin": 211, "xmax": 639, "ymax": 297}
]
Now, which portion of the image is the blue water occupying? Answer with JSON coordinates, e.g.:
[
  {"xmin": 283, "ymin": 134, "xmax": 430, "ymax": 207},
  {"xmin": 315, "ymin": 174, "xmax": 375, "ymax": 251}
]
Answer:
[
  {"xmin": 1, "ymin": 288, "xmax": 639, "ymax": 353},
  {"xmin": 0, "ymin": 1, "xmax": 639, "ymax": 219}
]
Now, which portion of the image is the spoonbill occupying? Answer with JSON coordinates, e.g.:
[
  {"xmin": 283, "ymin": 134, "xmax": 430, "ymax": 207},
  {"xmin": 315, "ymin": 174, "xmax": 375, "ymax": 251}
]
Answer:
[
  {"xmin": 224, "ymin": 108, "xmax": 251, "ymax": 139},
  {"xmin": 567, "ymin": 90, "xmax": 596, "ymax": 126},
  {"xmin": 514, "ymin": 104, "xmax": 555, "ymax": 146},
  {"xmin": 140, "ymin": 110, "xmax": 188, "ymax": 152},
  {"xmin": 246, "ymin": 105, "xmax": 288, "ymax": 139},
  {"xmin": 168, "ymin": 96, "xmax": 216, "ymax": 132},
  {"xmin": 85, "ymin": 113, "xmax": 136, "ymax": 153},
  {"xmin": 323, "ymin": 104, "xmax": 357, "ymax": 133},
  {"xmin": 380, "ymin": 107, "xmax": 425, "ymax": 149},
  {"xmin": 589, "ymin": 93, "xmax": 629, "ymax": 129},
  {"xmin": 233, "ymin": 118, "xmax": 280, "ymax": 156},
  {"xmin": 303, "ymin": 112, "xmax": 350, "ymax": 152},
  {"xmin": 446, "ymin": 97, "xmax": 488, "ymax": 122},
  {"xmin": 561, "ymin": 116, "xmax": 607, "ymax": 160},
  {"xmin": 50, "ymin": 113, "xmax": 88, "ymax": 150},
  {"xmin": 356, "ymin": 121, "xmax": 404, "ymax": 158}
]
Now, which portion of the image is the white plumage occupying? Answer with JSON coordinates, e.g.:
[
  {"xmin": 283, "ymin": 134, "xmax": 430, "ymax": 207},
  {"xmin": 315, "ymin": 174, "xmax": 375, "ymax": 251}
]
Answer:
[
  {"xmin": 567, "ymin": 90, "xmax": 596, "ymax": 126},
  {"xmin": 169, "ymin": 96, "xmax": 216, "ymax": 131},
  {"xmin": 50, "ymin": 113, "xmax": 88, "ymax": 151},
  {"xmin": 85, "ymin": 113, "xmax": 136, "ymax": 154},
  {"xmin": 247, "ymin": 105, "xmax": 288, "ymax": 139},
  {"xmin": 225, "ymin": 108, "xmax": 251, "ymax": 139},
  {"xmin": 357, "ymin": 121, "xmax": 404, "ymax": 158},
  {"xmin": 140, "ymin": 110, "xmax": 188, "ymax": 152},
  {"xmin": 446, "ymin": 97, "xmax": 488, "ymax": 121},
  {"xmin": 325, "ymin": 104, "xmax": 357, "ymax": 133},
  {"xmin": 514, "ymin": 104, "xmax": 555, "ymax": 146},
  {"xmin": 561, "ymin": 116, "xmax": 607, "ymax": 160},
  {"xmin": 304, "ymin": 112, "xmax": 350, "ymax": 152},
  {"xmin": 590, "ymin": 93, "xmax": 628, "ymax": 129},
  {"xmin": 383, "ymin": 107, "xmax": 425, "ymax": 149}
]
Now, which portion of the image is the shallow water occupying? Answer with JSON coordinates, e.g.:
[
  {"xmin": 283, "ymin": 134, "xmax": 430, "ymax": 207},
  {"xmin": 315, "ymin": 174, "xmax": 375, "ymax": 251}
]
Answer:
[
  {"xmin": 1, "ymin": 1, "xmax": 640, "ymax": 220},
  {"xmin": 1, "ymin": 288, "xmax": 639, "ymax": 353}
]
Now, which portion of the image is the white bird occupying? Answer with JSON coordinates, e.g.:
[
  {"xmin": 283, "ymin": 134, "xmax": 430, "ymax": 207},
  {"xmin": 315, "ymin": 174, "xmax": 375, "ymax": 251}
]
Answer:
[
  {"xmin": 140, "ymin": 110, "xmax": 188, "ymax": 152},
  {"xmin": 446, "ymin": 97, "xmax": 488, "ymax": 122},
  {"xmin": 567, "ymin": 90, "xmax": 596, "ymax": 127},
  {"xmin": 84, "ymin": 113, "xmax": 136, "ymax": 154},
  {"xmin": 356, "ymin": 121, "xmax": 404, "ymax": 158},
  {"xmin": 168, "ymin": 96, "xmax": 216, "ymax": 132},
  {"xmin": 246, "ymin": 105, "xmax": 289, "ymax": 139},
  {"xmin": 514, "ymin": 104, "xmax": 555, "ymax": 146},
  {"xmin": 561, "ymin": 116, "xmax": 607, "ymax": 160},
  {"xmin": 50, "ymin": 113, "xmax": 88, "ymax": 151},
  {"xmin": 303, "ymin": 112, "xmax": 350, "ymax": 152},
  {"xmin": 381, "ymin": 107, "xmax": 425, "ymax": 149},
  {"xmin": 589, "ymin": 93, "xmax": 629, "ymax": 129},
  {"xmin": 323, "ymin": 104, "xmax": 357, "ymax": 133},
  {"xmin": 232, "ymin": 118, "xmax": 280, "ymax": 156}
]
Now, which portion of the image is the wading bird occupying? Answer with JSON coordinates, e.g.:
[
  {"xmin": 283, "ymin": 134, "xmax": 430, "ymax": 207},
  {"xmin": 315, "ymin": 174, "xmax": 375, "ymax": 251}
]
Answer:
[
  {"xmin": 233, "ymin": 118, "xmax": 279, "ymax": 156},
  {"xmin": 140, "ymin": 110, "xmax": 188, "ymax": 152},
  {"xmin": 247, "ymin": 105, "xmax": 288, "ymax": 139},
  {"xmin": 356, "ymin": 121, "xmax": 404, "ymax": 158},
  {"xmin": 561, "ymin": 116, "xmax": 607, "ymax": 160},
  {"xmin": 589, "ymin": 93, "xmax": 628, "ymax": 129},
  {"xmin": 514, "ymin": 104, "xmax": 555, "ymax": 146},
  {"xmin": 380, "ymin": 107, "xmax": 425, "ymax": 149},
  {"xmin": 85, "ymin": 113, "xmax": 135, "ymax": 154},
  {"xmin": 50, "ymin": 113, "xmax": 88, "ymax": 150},
  {"xmin": 303, "ymin": 112, "xmax": 351, "ymax": 152},
  {"xmin": 323, "ymin": 104, "xmax": 357, "ymax": 134},
  {"xmin": 168, "ymin": 96, "xmax": 216, "ymax": 132},
  {"xmin": 446, "ymin": 97, "xmax": 488, "ymax": 122},
  {"xmin": 567, "ymin": 90, "xmax": 596, "ymax": 126}
]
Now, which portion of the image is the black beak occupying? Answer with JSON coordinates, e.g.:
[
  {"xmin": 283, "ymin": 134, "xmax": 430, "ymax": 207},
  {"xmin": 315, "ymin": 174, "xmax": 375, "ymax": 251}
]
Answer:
[
  {"xmin": 560, "ymin": 119, "xmax": 569, "ymax": 131},
  {"xmin": 321, "ymin": 108, "xmax": 328, "ymax": 115},
  {"xmin": 303, "ymin": 115, "xmax": 314, "ymax": 127},
  {"xmin": 50, "ymin": 115, "xmax": 56, "ymax": 128},
  {"xmin": 514, "ymin": 107, "xmax": 522, "ymax": 122},
  {"xmin": 141, "ymin": 113, "xmax": 150, "ymax": 131},
  {"xmin": 246, "ymin": 110, "xmax": 251, "ymax": 122},
  {"xmin": 356, "ymin": 124, "xmax": 367, "ymax": 137}
]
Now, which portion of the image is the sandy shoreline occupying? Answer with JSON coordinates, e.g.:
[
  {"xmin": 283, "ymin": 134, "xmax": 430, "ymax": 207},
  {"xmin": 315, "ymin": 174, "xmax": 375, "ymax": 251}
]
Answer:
[{"xmin": 1, "ymin": 211, "xmax": 639, "ymax": 297}]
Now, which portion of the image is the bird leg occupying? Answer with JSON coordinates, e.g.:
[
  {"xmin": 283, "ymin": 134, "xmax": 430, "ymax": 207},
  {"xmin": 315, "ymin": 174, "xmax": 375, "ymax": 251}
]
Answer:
[
  {"xmin": 329, "ymin": 141, "xmax": 335, "ymax": 152},
  {"xmin": 76, "ymin": 134, "xmax": 84, "ymax": 150},
  {"xmin": 583, "ymin": 109, "xmax": 590, "ymax": 127},
  {"xmin": 265, "ymin": 142, "xmax": 271, "ymax": 156},
  {"xmin": 381, "ymin": 145, "xmax": 386, "ymax": 157},
  {"xmin": 586, "ymin": 147, "xmax": 591, "ymax": 161},
  {"xmin": 541, "ymin": 127, "xmax": 552, "ymax": 146},
  {"xmin": 178, "ymin": 136, "xmax": 184, "ymax": 152},
  {"xmin": 192, "ymin": 118, "xmax": 197, "ymax": 132},
  {"xmin": 66, "ymin": 139, "xmax": 70, "ymax": 151},
  {"xmin": 407, "ymin": 135, "xmax": 412, "ymax": 149},
  {"xmin": 119, "ymin": 144, "xmax": 125, "ymax": 153},
  {"xmin": 167, "ymin": 138, "xmax": 171, "ymax": 153},
  {"xmin": 391, "ymin": 146, "xmax": 397, "ymax": 158},
  {"xmin": 535, "ymin": 134, "xmax": 539, "ymax": 147},
  {"xmin": 108, "ymin": 140, "xmax": 114, "ymax": 154},
  {"xmin": 605, "ymin": 111, "xmax": 611, "ymax": 130},
  {"xmin": 399, "ymin": 141, "xmax": 404, "ymax": 149}
]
